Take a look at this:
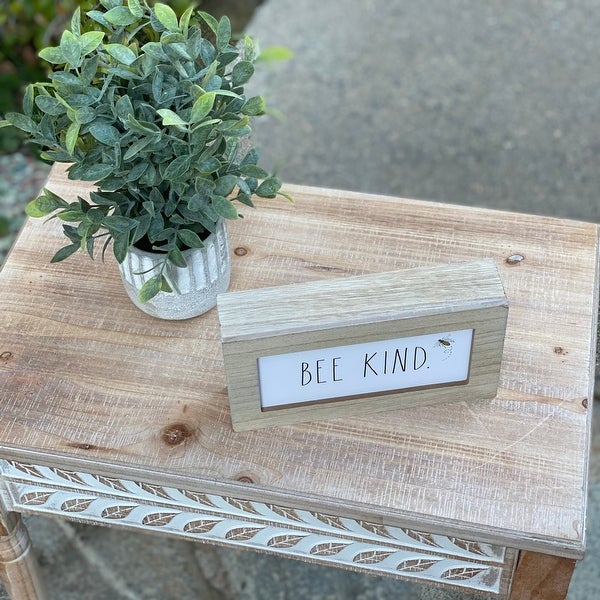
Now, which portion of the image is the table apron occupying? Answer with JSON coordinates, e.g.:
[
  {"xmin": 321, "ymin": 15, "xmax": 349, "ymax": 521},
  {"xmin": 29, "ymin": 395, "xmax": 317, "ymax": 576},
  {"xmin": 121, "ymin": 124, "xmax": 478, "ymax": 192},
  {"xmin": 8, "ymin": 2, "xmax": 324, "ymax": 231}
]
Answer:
[{"xmin": 0, "ymin": 459, "xmax": 516, "ymax": 597}]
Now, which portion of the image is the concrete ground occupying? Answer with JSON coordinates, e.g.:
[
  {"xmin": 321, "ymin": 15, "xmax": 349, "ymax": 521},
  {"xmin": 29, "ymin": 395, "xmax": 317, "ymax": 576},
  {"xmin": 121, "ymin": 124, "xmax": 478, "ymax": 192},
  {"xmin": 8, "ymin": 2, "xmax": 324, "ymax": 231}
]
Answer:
[{"xmin": 2, "ymin": 0, "xmax": 600, "ymax": 598}]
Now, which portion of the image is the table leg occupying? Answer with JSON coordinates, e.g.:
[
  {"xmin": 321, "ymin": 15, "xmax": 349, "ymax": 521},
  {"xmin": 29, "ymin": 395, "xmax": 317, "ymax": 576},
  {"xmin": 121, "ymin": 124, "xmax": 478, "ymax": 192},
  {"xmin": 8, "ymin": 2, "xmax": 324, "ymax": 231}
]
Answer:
[
  {"xmin": 509, "ymin": 550, "xmax": 576, "ymax": 600},
  {"xmin": 0, "ymin": 511, "xmax": 47, "ymax": 600}
]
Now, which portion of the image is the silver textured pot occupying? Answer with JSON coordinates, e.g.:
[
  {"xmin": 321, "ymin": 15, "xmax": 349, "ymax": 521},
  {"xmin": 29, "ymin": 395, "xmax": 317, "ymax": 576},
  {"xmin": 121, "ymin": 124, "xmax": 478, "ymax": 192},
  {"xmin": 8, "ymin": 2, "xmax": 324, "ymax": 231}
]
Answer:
[{"xmin": 118, "ymin": 219, "xmax": 231, "ymax": 320}]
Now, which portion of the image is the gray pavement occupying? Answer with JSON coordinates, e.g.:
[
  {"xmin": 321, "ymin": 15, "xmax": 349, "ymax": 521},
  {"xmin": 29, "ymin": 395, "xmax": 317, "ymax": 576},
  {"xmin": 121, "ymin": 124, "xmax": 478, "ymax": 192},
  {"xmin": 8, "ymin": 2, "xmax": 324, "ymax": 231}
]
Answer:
[{"xmin": 3, "ymin": 0, "xmax": 600, "ymax": 598}]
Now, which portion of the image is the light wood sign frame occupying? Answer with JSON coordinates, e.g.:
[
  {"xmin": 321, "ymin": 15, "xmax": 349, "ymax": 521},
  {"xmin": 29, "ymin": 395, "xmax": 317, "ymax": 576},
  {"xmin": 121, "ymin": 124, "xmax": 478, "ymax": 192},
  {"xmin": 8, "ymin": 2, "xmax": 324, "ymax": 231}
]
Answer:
[{"xmin": 218, "ymin": 259, "xmax": 508, "ymax": 431}]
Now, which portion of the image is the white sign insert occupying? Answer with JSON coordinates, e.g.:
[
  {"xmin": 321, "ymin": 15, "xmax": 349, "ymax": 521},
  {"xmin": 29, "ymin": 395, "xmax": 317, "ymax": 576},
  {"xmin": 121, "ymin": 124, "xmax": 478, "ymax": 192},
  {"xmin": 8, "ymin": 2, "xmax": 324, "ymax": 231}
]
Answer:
[{"xmin": 258, "ymin": 328, "xmax": 473, "ymax": 410}]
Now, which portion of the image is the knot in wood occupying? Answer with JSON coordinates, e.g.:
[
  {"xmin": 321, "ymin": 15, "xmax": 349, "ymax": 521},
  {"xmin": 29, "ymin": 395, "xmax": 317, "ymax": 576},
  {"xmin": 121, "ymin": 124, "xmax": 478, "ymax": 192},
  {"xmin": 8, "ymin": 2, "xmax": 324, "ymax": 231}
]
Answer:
[
  {"xmin": 234, "ymin": 247, "xmax": 248, "ymax": 257},
  {"xmin": 505, "ymin": 254, "xmax": 525, "ymax": 265},
  {"xmin": 161, "ymin": 423, "xmax": 192, "ymax": 446},
  {"xmin": 235, "ymin": 474, "xmax": 255, "ymax": 484},
  {"xmin": 0, "ymin": 351, "xmax": 13, "ymax": 363}
]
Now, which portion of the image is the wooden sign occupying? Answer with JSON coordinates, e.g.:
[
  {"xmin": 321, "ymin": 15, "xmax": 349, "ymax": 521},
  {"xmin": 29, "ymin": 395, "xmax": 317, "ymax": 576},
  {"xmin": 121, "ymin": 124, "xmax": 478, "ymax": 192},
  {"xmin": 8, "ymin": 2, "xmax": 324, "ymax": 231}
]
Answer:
[{"xmin": 217, "ymin": 259, "xmax": 508, "ymax": 431}]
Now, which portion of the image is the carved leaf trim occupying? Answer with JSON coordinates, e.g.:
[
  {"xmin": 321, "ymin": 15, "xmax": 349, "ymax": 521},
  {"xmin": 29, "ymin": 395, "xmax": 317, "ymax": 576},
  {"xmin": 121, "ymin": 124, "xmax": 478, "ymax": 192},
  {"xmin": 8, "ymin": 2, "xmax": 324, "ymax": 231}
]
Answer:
[
  {"xmin": 137, "ymin": 482, "xmax": 172, "ymax": 500},
  {"xmin": 142, "ymin": 512, "xmax": 178, "ymax": 527},
  {"xmin": 449, "ymin": 538, "xmax": 488, "ymax": 556},
  {"xmin": 184, "ymin": 519, "xmax": 221, "ymax": 534},
  {"xmin": 403, "ymin": 529, "xmax": 440, "ymax": 548},
  {"xmin": 357, "ymin": 520, "xmax": 394, "ymax": 539},
  {"xmin": 20, "ymin": 491, "xmax": 53, "ymax": 506},
  {"xmin": 61, "ymin": 498, "xmax": 95, "ymax": 513},
  {"xmin": 353, "ymin": 550, "xmax": 394, "ymax": 565},
  {"xmin": 441, "ymin": 566, "xmax": 487, "ymax": 581},
  {"xmin": 93, "ymin": 475, "xmax": 129, "ymax": 493},
  {"xmin": 11, "ymin": 462, "xmax": 44, "ymax": 479},
  {"xmin": 397, "ymin": 558, "xmax": 439, "ymax": 573},
  {"xmin": 225, "ymin": 497, "xmax": 260, "ymax": 515},
  {"xmin": 101, "ymin": 505, "xmax": 136, "ymax": 520},
  {"xmin": 180, "ymin": 490, "xmax": 217, "ymax": 507},
  {"xmin": 267, "ymin": 504, "xmax": 304, "ymax": 523},
  {"xmin": 266, "ymin": 534, "xmax": 306, "ymax": 549},
  {"xmin": 224, "ymin": 527, "xmax": 263, "ymax": 541},
  {"xmin": 310, "ymin": 542, "xmax": 350, "ymax": 556},
  {"xmin": 311, "ymin": 512, "xmax": 349, "ymax": 531},
  {"xmin": 50, "ymin": 468, "xmax": 85, "ymax": 485}
]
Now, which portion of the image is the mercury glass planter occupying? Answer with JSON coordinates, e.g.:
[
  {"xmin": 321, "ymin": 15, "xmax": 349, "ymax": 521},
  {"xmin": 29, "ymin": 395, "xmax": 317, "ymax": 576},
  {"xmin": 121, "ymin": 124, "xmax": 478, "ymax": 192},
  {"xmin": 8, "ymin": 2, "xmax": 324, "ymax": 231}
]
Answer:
[{"xmin": 118, "ymin": 220, "xmax": 231, "ymax": 320}]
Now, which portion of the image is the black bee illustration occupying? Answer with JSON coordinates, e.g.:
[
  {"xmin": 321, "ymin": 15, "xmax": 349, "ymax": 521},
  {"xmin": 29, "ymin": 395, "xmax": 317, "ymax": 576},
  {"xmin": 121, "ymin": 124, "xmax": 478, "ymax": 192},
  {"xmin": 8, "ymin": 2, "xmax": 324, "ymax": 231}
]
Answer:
[{"xmin": 434, "ymin": 335, "xmax": 454, "ymax": 359}]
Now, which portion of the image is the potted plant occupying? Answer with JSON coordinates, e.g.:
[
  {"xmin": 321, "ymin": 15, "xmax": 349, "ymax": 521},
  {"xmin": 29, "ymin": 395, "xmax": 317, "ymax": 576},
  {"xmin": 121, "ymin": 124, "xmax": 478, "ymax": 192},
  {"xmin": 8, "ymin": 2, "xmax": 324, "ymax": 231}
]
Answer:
[{"xmin": 0, "ymin": 0, "xmax": 286, "ymax": 319}]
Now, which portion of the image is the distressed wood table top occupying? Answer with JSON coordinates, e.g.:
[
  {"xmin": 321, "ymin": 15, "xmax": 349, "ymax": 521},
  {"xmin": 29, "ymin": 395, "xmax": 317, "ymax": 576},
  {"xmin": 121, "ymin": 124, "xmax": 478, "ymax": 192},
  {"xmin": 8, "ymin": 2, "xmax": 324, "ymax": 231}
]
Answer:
[{"xmin": 0, "ymin": 163, "xmax": 597, "ymax": 559}]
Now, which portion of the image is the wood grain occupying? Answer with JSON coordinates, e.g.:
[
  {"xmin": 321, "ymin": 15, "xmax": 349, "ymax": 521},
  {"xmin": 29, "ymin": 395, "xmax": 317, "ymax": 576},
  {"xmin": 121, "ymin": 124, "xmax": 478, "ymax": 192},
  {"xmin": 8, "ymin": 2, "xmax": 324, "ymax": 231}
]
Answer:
[
  {"xmin": 0, "ymin": 511, "xmax": 47, "ymax": 599},
  {"xmin": 0, "ymin": 162, "xmax": 597, "ymax": 559},
  {"xmin": 509, "ymin": 551, "xmax": 576, "ymax": 599}
]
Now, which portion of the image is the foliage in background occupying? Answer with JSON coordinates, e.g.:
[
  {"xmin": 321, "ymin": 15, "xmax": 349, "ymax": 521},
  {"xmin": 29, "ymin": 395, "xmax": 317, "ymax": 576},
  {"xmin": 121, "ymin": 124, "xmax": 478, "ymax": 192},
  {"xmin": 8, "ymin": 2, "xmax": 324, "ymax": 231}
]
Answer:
[{"xmin": 0, "ymin": 1, "xmax": 205, "ymax": 153}]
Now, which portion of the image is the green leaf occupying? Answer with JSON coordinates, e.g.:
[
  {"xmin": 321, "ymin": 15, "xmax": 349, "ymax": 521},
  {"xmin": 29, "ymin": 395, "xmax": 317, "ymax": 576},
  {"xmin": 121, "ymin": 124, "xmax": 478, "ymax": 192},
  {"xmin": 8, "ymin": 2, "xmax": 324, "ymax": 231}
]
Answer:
[
  {"xmin": 256, "ymin": 177, "xmax": 282, "ymax": 198},
  {"xmin": 257, "ymin": 46, "xmax": 294, "ymax": 62},
  {"xmin": 80, "ymin": 31, "xmax": 105, "ymax": 56},
  {"xmin": 105, "ymin": 44, "xmax": 137, "ymax": 66},
  {"xmin": 214, "ymin": 174, "xmax": 238, "ymax": 197},
  {"xmin": 104, "ymin": 6, "xmax": 139, "ymax": 27},
  {"xmin": 211, "ymin": 195, "xmax": 238, "ymax": 219},
  {"xmin": 190, "ymin": 92, "xmax": 216, "ymax": 123},
  {"xmin": 142, "ymin": 42, "xmax": 169, "ymax": 61},
  {"xmin": 57, "ymin": 208, "xmax": 85, "ymax": 222},
  {"xmin": 125, "ymin": 115, "xmax": 161, "ymax": 135},
  {"xmin": 242, "ymin": 35, "xmax": 257, "ymax": 62},
  {"xmin": 128, "ymin": 0, "xmax": 144, "ymax": 19},
  {"xmin": 73, "ymin": 107, "xmax": 95, "ymax": 125},
  {"xmin": 112, "ymin": 233, "xmax": 129, "ymax": 264},
  {"xmin": 39, "ymin": 46, "xmax": 65, "ymax": 65},
  {"xmin": 197, "ymin": 157, "xmax": 221, "ymax": 174},
  {"xmin": 178, "ymin": 229, "xmax": 204, "ymax": 249},
  {"xmin": 104, "ymin": 215, "xmax": 137, "ymax": 233},
  {"xmin": 70, "ymin": 163, "xmax": 115, "ymax": 182},
  {"xmin": 5, "ymin": 112, "xmax": 38, "ymax": 134},
  {"xmin": 142, "ymin": 201, "xmax": 155, "ymax": 217},
  {"xmin": 23, "ymin": 85, "xmax": 34, "ymax": 117},
  {"xmin": 154, "ymin": 3, "xmax": 179, "ymax": 32},
  {"xmin": 195, "ymin": 177, "xmax": 216, "ymax": 196},
  {"xmin": 115, "ymin": 96, "xmax": 134, "ymax": 122},
  {"xmin": 51, "ymin": 244, "xmax": 80, "ymax": 263},
  {"xmin": 81, "ymin": 54, "xmax": 100, "ymax": 85},
  {"xmin": 138, "ymin": 274, "xmax": 163, "ymax": 303},
  {"xmin": 241, "ymin": 96, "xmax": 266, "ymax": 116},
  {"xmin": 232, "ymin": 61, "xmax": 255, "ymax": 86},
  {"xmin": 216, "ymin": 16, "xmax": 232, "ymax": 52},
  {"xmin": 157, "ymin": 109, "xmax": 187, "ymax": 127},
  {"xmin": 123, "ymin": 137, "xmax": 153, "ymax": 161},
  {"xmin": 168, "ymin": 247, "xmax": 187, "ymax": 268},
  {"xmin": 25, "ymin": 192, "xmax": 67, "ymax": 217},
  {"xmin": 65, "ymin": 122, "xmax": 80, "ymax": 155},
  {"xmin": 180, "ymin": 6, "xmax": 195, "ymax": 36},
  {"xmin": 101, "ymin": 0, "xmax": 122, "ymax": 10},
  {"xmin": 89, "ymin": 123, "xmax": 122, "ymax": 145},
  {"xmin": 60, "ymin": 30, "xmax": 82, "ymax": 66},
  {"xmin": 198, "ymin": 11, "xmax": 218, "ymax": 34},
  {"xmin": 87, "ymin": 10, "xmax": 111, "ymax": 28},
  {"xmin": 163, "ymin": 155, "xmax": 192, "ymax": 181},
  {"xmin": 35, "ymin": 95, "xmax": 66, "ymax": 116},
  {"xmin": 71, "ymin": 6, "xmax": 82, "ymax": 35},
  {"xmin": 240, "ymin": 164, "xmax": 268, "ymax": 179}
]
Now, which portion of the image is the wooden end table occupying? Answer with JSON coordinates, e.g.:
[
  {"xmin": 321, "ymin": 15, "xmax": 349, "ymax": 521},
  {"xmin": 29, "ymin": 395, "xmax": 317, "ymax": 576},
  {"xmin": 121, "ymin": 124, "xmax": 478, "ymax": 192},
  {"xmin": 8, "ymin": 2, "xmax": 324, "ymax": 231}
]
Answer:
[{"xmin": 0, "ymin": 164, "xmax": 597, "ymax": 599}]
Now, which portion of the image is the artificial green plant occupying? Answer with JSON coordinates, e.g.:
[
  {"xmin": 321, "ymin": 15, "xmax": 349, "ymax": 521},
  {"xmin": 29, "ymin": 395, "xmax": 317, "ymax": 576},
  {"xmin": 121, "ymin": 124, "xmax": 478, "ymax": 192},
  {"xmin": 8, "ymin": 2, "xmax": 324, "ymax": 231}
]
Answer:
[{"xmin": 0, "ymin": 0, "xmax": 285, "ymax": 301}]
